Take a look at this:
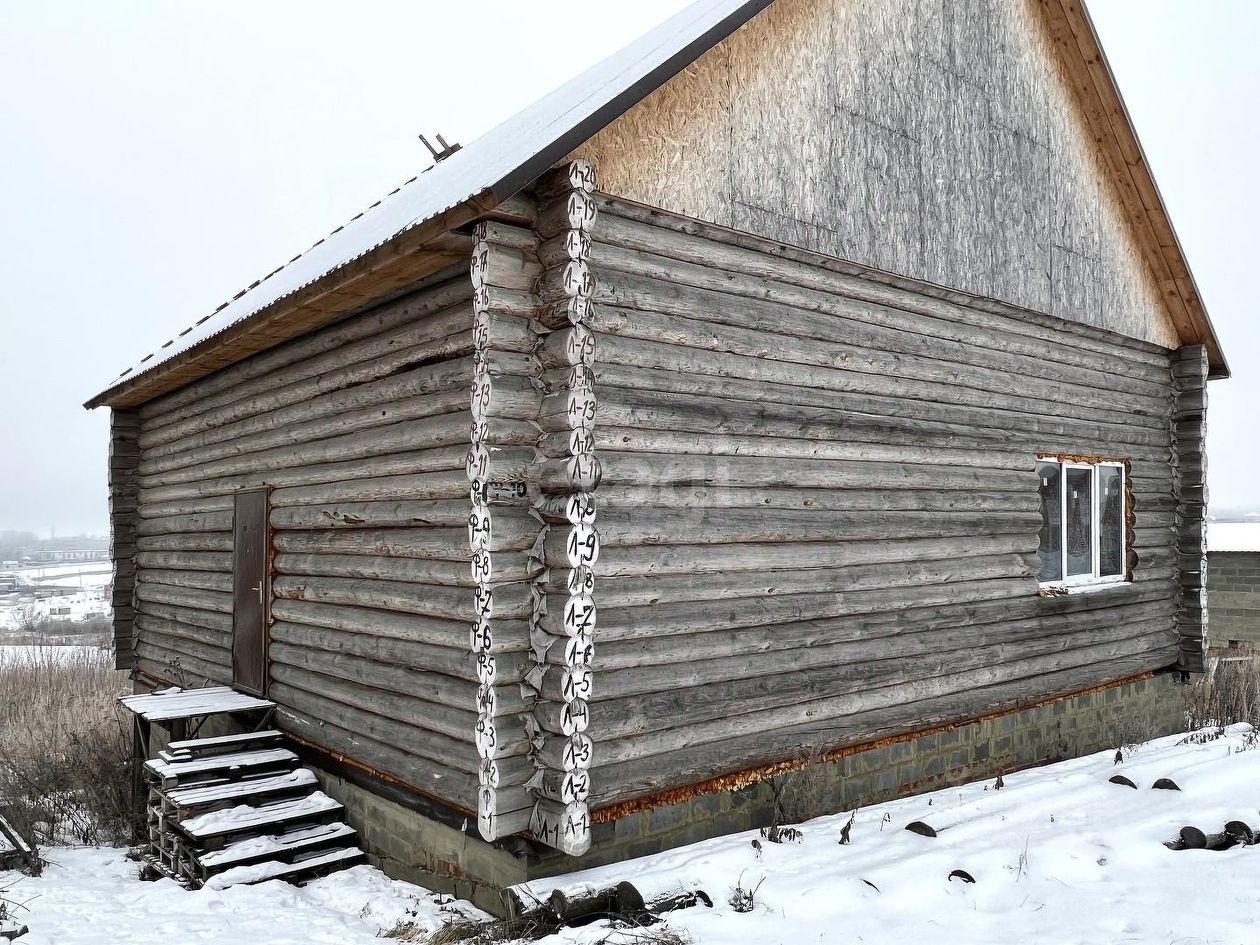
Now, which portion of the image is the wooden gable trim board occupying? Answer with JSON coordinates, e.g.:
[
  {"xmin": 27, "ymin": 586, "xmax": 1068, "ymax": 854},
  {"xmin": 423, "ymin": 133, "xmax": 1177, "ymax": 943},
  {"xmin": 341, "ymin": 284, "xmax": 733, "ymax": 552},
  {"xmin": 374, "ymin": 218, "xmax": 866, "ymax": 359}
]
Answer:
[
  {"xmin": 1037, "ymin": 0, "xmax": 1227, "ymax": 377},
  {"xmin": 85, "ymin": 0, "xmax": 1226, "ymax": 412}
]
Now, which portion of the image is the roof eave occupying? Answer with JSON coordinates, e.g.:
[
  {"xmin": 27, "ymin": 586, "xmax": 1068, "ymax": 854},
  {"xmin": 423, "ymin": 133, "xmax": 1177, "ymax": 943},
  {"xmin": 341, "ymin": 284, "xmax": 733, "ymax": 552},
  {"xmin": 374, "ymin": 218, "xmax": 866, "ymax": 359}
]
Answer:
[
  {"xmin": 84, "ymin": 194, "xmax": 492, "ymax": 410},
  {"xmin": 1044, "ymin": 0, "xmax": 1229, "ymax": 378}
]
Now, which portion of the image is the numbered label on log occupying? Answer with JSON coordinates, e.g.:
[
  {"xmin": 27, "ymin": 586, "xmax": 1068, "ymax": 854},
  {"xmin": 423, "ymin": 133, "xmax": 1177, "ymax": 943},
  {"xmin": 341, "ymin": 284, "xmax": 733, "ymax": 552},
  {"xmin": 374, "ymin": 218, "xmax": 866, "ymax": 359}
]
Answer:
[
  {"xmin": 562, "ymin": 634, "xmax": 594, "ymax": 666},
  {"xmin": 475, "ymin": 716, "xmax": 498, "ymax": 759},
  {"xmin": 560, "ymin": 698, "xmax": 590, "ymax": 735},
  {"xmin": 474, "ymin": 585, "xmax": 494, "ymax": 620},
  {"xmin": 536, "ymin": 492, "xmax": 596, "ymax": 526},
  {"xmin": 476, "ymin": 684, "xmax": 497, "ymax": 716},
  {"xmin": 468, "ymin": 505, "xmax": 493, "ymax": 550},
  {"xmin": 471, "ymin": 376, "xmax": 493, "ymax": 420},
  {"xmin": 530, "ymin": 800, "xmax": 591, "ymax": 856},
  {"xmin": 471, "ymin": 550, "xmax": 492, "ymax": 584},
  {"xmin": 475, "ymin": 650, "xmax": 496, "ymax": 686},
  {"xmin": 479, "ymin": 757, "xmax": 500, "ymax": 788},
  {"xmin": 566, "ymin": 453, "xmax": 601, "ymax": 491},
  {"xmin": 471, "ymin": 620, "xmax": 493, "ymax": 652},
  {"xmin": 540, "ymin": 767, "xmax": 591, "ymax": 804},
  {"xmin": 564, "ymin": 524, "xmax": 600, "ymax": 568},
  {"xmin": 466, "ymin": 444, "xmax": 490, "ymax": 483},
  {"xmin": 562, "ymin": 594, "xmax": 597, "ymax": 638}
]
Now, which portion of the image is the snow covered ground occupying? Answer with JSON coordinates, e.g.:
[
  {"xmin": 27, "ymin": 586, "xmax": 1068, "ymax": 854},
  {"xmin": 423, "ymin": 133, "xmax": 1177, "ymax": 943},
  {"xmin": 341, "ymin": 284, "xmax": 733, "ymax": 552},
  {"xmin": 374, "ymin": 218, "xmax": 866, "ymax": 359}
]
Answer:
[
  {"xmin": 0, "ymin": 848, "xmax": 481, "ymax": 944},
  {"xmin": 3, "ymin": 725, "xmax": 1258, "ymax": 944}
]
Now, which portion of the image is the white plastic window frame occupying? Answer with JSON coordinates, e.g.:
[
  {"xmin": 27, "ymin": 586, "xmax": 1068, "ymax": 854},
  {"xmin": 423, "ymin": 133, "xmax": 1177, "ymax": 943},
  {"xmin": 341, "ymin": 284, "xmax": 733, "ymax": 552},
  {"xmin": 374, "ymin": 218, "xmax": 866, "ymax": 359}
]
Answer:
[{"xmin": 1037, "ymin": 457, "xmax": 1128, "ymax": 592}]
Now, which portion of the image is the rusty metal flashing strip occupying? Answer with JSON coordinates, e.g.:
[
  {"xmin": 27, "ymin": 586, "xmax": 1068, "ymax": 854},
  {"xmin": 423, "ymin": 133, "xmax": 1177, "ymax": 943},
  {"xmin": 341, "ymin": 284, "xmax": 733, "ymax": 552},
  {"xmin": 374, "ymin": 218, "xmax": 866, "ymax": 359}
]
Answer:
[{"xmin": 591, "ymin": 669, "xmax": 1159, "ymax": 823}]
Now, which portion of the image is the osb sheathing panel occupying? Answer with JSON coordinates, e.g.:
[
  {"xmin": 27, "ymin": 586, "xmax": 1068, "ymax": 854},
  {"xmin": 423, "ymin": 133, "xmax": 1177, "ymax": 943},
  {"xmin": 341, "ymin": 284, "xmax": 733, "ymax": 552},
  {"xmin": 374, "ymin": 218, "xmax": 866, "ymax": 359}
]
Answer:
[{"xmin": 574, "ymin": 0, "xmax": 1179, "ymax": 349}]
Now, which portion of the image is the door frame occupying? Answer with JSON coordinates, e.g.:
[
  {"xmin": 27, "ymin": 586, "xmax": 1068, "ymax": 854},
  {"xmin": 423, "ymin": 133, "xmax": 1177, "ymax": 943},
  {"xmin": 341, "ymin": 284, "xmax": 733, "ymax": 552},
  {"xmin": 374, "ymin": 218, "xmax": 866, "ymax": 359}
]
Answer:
[{"xmin": 231, "ymin": 486, "xmax": 271, "ymax": 697}]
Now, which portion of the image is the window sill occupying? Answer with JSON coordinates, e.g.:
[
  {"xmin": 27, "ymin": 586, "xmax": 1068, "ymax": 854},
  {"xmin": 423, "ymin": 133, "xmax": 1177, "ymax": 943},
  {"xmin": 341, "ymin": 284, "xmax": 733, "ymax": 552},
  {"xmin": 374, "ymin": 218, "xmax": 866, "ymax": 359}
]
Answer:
[{"xmin": 1038, "ymin": 580, "xmax": 1130, "ymax": 598}]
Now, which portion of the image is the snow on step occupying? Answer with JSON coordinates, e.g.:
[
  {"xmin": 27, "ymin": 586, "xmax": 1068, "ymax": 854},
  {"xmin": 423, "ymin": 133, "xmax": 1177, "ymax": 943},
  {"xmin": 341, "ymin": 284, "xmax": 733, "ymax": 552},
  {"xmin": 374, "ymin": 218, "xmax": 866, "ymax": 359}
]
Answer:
[
  {"xmin": 146, "ymin": 747, "xmax": 297, "ymax": 782},
  {"xmin": 180, "ymin": 791, "xmax": 342, "ymax": 840},
  {"xmin": 121, "ymin": 686, "xmax": 274, "ymax": 722},
  {"xmin": 166, "ymin": 730, "xmax": 283, "ymax": 755},
  {"xmin": 198, "ymin": 821, "xmax": 356, "ymax": 870},
  {"xmin": 205, "ymin": 846, "xmax": 365, "ymax": 889},
  {"xmin": 164, "ymin": 769, "xmax": 318, "ymax": 810}
]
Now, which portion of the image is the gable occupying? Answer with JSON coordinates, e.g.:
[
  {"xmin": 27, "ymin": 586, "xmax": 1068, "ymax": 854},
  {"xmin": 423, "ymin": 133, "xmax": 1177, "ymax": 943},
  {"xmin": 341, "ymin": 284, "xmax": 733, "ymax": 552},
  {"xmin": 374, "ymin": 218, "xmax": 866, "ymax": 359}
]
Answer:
[{"xmin": 575, "ymin": 0, "xmax": 1180, "ymax": 349}]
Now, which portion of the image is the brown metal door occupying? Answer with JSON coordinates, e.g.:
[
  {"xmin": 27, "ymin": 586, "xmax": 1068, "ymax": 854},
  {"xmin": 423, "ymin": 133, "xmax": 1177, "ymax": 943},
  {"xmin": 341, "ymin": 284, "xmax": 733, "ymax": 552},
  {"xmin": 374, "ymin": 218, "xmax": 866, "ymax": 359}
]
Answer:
[{"xmin": 232, "ymin": 488, "xmax": 269, "ymax": 696}]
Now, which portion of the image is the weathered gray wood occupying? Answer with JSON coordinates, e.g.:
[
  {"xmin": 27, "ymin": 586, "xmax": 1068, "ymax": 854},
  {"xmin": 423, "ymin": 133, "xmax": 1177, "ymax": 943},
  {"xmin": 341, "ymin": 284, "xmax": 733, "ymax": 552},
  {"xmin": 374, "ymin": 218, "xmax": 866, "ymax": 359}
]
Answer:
[
  {"xmin": 136, "ymin": 646, "xmax": 231, "ymax": 688},
  {"xmin": 135, "ymin": 617, "xmax": 232, "ymax": 659},
  {"xmin": 589, "ymin": 648, "xmax": 1175, "ymax": 807},
  {"xmin": 270, "ymin": 499, "xmax": 472, "ymax": 530},
  {"xmin": 135, "ymin": 512, "xmax": 234, "ymax": 537},
  {"xmin": 275, "ymin": 704, "xmax": 483, "ymax": 813},
  {"xmin": 135, "ymin": 569, "xmax": 233, "ymax": 593},
  {"xmin": 592, "ymin": 203, "xmax": 1170, "ymax": 370},
  {"xmin": 138, "ymin": 413, "xmax": 510, "ymax": 489},
  {"xmin": 133, "ymin": 551, "xmax": 231, "ymax": 572},
  {"xmin": 269, "ymin": 469, "xmax": 470, "ymax": 508},
  {"xmin": 272, "ymin": 521, "xmax": 535, "ymax": 559},
  {"xmin": 269, "ymin": 620, "xmax": 528, "ymax": 685},
  {"xmin": 594, "ymin": 507, "xmax": 1041, "ymax": 547},
  {"xmin": 274, "ymin": 551, "xmax": 536, "ymax": 588},
  {"xmin": 590, "ymin": 628, "xmax": 1176, "ymax": 767},
  {"xmin": 591, "ymin": 332, "xmax": 1168, "ymax": 430},
  {"xmin": 135, "ymin": 598, "xmax": 233, "ymax": 633},
  {"xmin": 582, "ymin": 580, "xmax": 1173, "ymax": 672},
  {"xmin": 135, "ymin": 533, "xmax": 232, "ymax": 553},
  {"xmin": 272, "ymin": 575, "xmax": 533, "ymax": 621}
]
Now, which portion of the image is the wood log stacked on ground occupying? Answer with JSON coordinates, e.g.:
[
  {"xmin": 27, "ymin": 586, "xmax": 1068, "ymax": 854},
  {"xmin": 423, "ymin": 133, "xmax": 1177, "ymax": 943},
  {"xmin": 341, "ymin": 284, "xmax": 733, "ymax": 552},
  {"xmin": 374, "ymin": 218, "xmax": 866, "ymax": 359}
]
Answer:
[
  {"xmin": 523, "ymin": 162, "xmax": 600, "ymax": 856},
  {"xmin": 469, "ymin": 213, "xmax": 544, "ymax": 842},
  {"xmin": 141, "ymin": 728, "xmax": 364, "ymax": 888}
]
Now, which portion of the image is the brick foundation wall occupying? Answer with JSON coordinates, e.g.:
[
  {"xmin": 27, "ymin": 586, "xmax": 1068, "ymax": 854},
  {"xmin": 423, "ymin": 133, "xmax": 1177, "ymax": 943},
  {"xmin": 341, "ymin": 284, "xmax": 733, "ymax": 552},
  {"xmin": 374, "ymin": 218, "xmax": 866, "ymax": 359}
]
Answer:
[{"xmin": 1208, "ymin": 551, "xmax": 1260, "ymax": 648}]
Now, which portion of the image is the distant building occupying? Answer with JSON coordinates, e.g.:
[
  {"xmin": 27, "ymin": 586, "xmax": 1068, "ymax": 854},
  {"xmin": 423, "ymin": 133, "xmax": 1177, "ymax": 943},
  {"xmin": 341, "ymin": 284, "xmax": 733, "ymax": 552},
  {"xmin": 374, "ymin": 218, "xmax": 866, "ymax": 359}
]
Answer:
[{"xmin": 1207, "ymin": 523, "xmax": 1260, "ymax": 651}]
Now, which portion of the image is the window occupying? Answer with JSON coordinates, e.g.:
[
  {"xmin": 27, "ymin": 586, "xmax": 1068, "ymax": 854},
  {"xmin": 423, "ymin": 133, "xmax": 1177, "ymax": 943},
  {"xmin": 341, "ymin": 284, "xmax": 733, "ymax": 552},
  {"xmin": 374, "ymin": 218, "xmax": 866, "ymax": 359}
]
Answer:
[{"xmin": 1036, "ymin": 457, "xmax": 1127, "ymax": 588}]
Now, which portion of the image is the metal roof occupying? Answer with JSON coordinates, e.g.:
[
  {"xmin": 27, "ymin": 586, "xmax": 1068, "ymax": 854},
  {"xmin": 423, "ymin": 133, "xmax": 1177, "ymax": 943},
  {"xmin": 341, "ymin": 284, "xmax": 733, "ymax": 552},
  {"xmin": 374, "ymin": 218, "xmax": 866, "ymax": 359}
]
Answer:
[{"xmin": 87, "ymin": 0, "xmax": 772, "ymax": 406}]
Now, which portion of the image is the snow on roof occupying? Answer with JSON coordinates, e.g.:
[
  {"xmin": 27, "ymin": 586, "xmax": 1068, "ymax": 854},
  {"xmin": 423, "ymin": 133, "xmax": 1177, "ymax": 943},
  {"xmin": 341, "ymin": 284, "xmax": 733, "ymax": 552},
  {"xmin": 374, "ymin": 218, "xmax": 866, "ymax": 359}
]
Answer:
[
  {"xmin": 1208, "ymin": 522, "xmax": 1260, "ymax": 553},
  {"xmin": 89, "ymin": 0, "xmax": 770, "ymax": 405}
]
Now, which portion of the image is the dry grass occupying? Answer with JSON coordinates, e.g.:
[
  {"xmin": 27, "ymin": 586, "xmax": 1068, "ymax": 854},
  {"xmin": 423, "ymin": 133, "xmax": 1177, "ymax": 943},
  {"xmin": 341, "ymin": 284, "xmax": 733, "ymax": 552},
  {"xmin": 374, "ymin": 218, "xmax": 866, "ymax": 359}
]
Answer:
[
  {"xmin": 1185, "ymin": 653, "xmax": 1260, "ymax": 733},
  {"xmin": 0, "ymin": 645, "xmax": 140, "ymax": 846}
]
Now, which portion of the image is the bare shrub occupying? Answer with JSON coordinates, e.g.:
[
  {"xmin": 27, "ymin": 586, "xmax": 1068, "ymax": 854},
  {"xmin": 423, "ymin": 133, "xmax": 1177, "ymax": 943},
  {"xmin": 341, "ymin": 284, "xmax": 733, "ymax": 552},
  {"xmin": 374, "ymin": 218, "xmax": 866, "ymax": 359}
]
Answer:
[
  {"xmin": 1184, "ymin": 656, "xmax": 1260, "ymax": 733},
  {"xmin": 0, "ymin": 645, "xmax": 141, "ymax": 845},
  {"xmin": 727, "ymin": 874, "xmax": 765, "ymax": 914}
]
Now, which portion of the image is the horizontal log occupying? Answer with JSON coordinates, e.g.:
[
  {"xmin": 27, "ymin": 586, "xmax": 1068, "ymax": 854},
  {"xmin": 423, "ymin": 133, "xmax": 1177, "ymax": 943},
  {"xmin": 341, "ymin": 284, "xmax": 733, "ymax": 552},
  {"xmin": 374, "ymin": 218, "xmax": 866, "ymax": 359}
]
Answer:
[
  {"xmin": 592, "ymin": 598, "xmax": 1175, "ymax": 703},
  {"xmin": 270, "ymin": 499, "xmax": 473, "ymax": 530},
  {"xmin": 135, "ymin": 569, "xmax": 232, "ymax": 593},
  {"xmin": 593, "ymin": 507, "xmax": 1040, "ymax": 548},
  {"xmin": 141, "ymin": 376, "xmax": 471, "ymax": 476},
  {"xmin": 135, "ymin": 598, "xmax": 232, "ymax": 634},
  {"xmin": 591, "ymin": 332, "xmax": 1168, "ymax": 431},
  {"xmin": 269, "ymin": 469, "xmax": 470, "ymax": 508},
  {"xmin": 586, "ymin": 297, "xmax": 1166, "ymax": 415},
  {"xmin": 582, "ymin": 579, "xmax": 1174, "ymax": 674},
  {"xmin": 136, "ymin": 496, "xmax": 234, "ymax": 520},
  {"xmin": 594, "ymin": 533, "xmax": 1037, "ymax": 580},
  {"xmin": 274, "ymin": 551, "xmax": 537, "ymax": 588},
  {"xmin": 269, "ymin": 620, "xmax": 528, "ymax": 686},
  {"xmin": 135, "ymin": 618, "xmax": 231, "ymax": 661},
  {"xmin": 135, "ymin": 533, "xmax": 232, "ymax": 553},
  {"xmin": 272, "ymin": 575, "xmax": 533, "ymax": 621},
  {"xmin": 139, "ymin": 272, "xmax": 471, "ymax": 426},
  {"xmin": 590, "ymin": 627, "xmax": 1177, "ymax": 768},
  {"xmin": 272, "ymin": 521, "xmax": 534, "ymax": 559},
  {"xmin": 272, "ymin": 683, "xmax": 485, "ymax": 801},
  {"xmin": 139, "ymin": 445, "xmax": 468, "ymax": 505},
  {"xmin": 591, "ymin": 205, "xmax": 1169, "ymax": 371},
  {"xmin": 135, "ymin": 582, "xmax": 232, "ymax": 614},
  {"xmin": 590, "ymin": 646, "xmax": 1175, "ymax": 807},
  {"xmin": 586, "ymin": 553, "xmax": 1036, "ymax": 611},
  {"xmin": 134, "ymin": 551, "xmax": 231, "ymax": 572},
  {"xmin": 270, "ymin": 598, "xmax": 530, "ymax": 653},
  {"xmin": 136, "ymin": 511, "xmax": 234, "ymax": 537},
  {"xmin": 268, "ymin": 649, "xmax": 521, "ymax": 743},
  {"xmin": 138, "ymin": 412, "xmax": 504, "ymax": 489},
  {"xmin": 136, "ymin": 646, "xmax": 231, "ymax": 688}
]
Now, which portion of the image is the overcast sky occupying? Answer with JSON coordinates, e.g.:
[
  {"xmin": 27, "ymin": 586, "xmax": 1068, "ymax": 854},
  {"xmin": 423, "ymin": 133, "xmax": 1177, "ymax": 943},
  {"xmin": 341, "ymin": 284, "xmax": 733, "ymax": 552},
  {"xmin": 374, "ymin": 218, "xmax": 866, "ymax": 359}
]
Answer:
[{"xmin": 1, "ymin": 0, "xmax": 1256, "ymax": 536}]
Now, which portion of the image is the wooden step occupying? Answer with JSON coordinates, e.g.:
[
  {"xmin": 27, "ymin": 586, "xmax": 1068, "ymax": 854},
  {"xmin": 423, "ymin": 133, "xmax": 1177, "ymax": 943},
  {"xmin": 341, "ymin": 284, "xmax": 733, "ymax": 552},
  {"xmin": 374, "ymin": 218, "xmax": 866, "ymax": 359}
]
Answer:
[
  {"xmin": 145, "ymin": 747, "xmax": 298, "ymax": 787},
  {"xmin": 197, "ymin": 821, "xmax": 357, "ymax": 873},
  {"xmin": 207, "ymin": 846, "xmax": 366, "ymax": 888},
  {"xmin": 178, "ymin": 791, "xmax": 342, "ymax": 842},
  {"xmin": 122, "ymin": 686, "xmax": 274, "ymax": 722},
  {"xmin": 161, "ymin": 769, "xmax": 318, "ymax": 816},
  {"xmin": 165, "ymin": 729, "xmax": 284, "ymax": 759}
]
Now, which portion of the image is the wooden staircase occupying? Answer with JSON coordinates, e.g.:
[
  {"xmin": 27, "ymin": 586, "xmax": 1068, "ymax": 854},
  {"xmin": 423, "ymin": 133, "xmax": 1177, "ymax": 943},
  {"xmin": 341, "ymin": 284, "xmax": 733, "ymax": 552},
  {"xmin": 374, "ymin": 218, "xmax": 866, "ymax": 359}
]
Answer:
[{"xmin": 123, "ymin": 688, "xmax": 366, "ymax": 889}]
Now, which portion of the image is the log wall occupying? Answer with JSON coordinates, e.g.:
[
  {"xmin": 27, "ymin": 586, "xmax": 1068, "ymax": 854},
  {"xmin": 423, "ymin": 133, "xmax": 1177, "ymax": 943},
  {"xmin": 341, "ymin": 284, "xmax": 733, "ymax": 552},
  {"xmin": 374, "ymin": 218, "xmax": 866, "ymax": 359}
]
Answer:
[
  {"xmin": 130, "ymin": 266, "xmax": 489, "ymax": 811},
  {"xmin": 109, "ymin": 409, "xmax": 140, "ymax": 669},
  {"xmin": 1172, "ymin": 344, "xmax": 1209, "ymax": 671},
  {"xmin": 579, "ymin": 195, "xmax": 1184, "ymax": 808}
]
